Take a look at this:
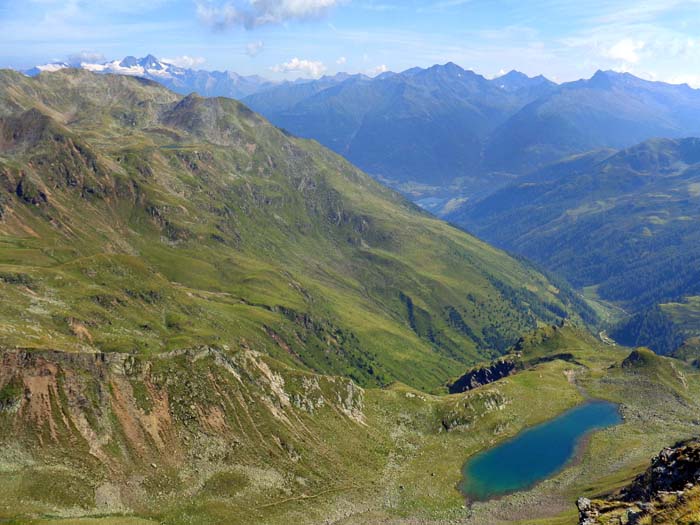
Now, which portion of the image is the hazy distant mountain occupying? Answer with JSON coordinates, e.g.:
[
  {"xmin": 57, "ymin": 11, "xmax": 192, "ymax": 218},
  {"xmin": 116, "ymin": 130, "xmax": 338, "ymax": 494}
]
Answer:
[
  {"xmin": 240, "ymin": 72, "xmax": 367, "ymax": 114},
  {"xmin": 244, "ymin": 63, "xmax": 557, "ymax": 192},
  {"xmin": 492, "ymin": 69, "xmax": 554, "ymax": 93},
  {"xmin": 24, "ymin": 58, "xmax": 559, "ymax": 196},
  {"xmin": 26, "ymin": 54, "xmax": 277, "ymax": 99},
  {"xmin": 26, "ymin": 59, "xmax": 700, "ymax": 207},
  {"xmin": 450, "ymin": 137, "xmax": 700, "ymax": 353},
  {"xmin": 246, "ymin": 68, "xmax": 700, "ymax": 203},
  {"xmin": 483, "ymin": 70, "xmax": 700, "ymax": 174}
]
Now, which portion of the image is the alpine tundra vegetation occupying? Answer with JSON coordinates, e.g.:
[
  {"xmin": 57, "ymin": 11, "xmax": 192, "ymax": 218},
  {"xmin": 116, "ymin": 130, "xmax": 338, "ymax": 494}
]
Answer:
[
  {"xmin": 4, "ymin": 1, "xmax": 700, "ymax": 523},
  {"xmin": 0, "ymin": 69, "xmax": 699, "ymax": 525}
]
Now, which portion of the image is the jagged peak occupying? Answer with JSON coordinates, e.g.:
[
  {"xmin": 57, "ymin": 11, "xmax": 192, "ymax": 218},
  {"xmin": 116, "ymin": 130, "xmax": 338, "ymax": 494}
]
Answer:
[
  {"xmin": 119, "ymin": 55, "xmax": 139, "ymax": 68},
  {"xmin": 442, "ymin": 61, "xmax": 464, "ymax": 70},
  {"xmin": 141, "ymin": 54, "xmax": 165, "ymax": 70},
  {"xmin": 587, "ymin": 69, "xmax": 640, "ymax": 88}
]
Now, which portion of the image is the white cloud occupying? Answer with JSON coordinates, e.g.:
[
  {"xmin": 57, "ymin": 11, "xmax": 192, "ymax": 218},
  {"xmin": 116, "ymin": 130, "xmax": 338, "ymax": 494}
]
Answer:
[
  {"xmin": 196, "ymin": 0, "xmax": 344, "ymax": 30},
  {"xmin": 336, "ymin": 56, "xmax": 347, "ymax": 65},
  {"xmin": 271, "ymin": 57, "xmax": 327, "ymax": 77},
  {"xmin": 37, "ymin": 63, "xmax": 70, "ymax": 72},
  {"xmin": 246, "ymin": 40, "xmax": 265, "ymax": 56},
  {"xmin": 367, "ymin": 64, "xmax": 388, "ymax": 76},
  {"xmin": 161, "ymin": 55, "xmax": 207, "ymax": 68},
  {"xmin": 594, "ymin": 0, "xmax": 699, "ymax": 25},
  {"xmin": 66, "ymin": 51, "xmax": 105, "ymax": 65},
  {"xmin": 561, "ymin": 18, "xmax": 700, "ymax": 78},
  {"xmin": 606, "ymin": 39, "xmax": 645, "ymax": 63}
]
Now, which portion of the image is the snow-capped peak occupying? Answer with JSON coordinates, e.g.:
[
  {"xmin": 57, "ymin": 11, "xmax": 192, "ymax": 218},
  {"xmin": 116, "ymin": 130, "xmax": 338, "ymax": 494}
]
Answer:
[
  {"xmin": 29, "ymin": 54, "xmax": 176, "ymax": 79},
  {"xmin": 23, "ymin": 54, "xmax": 279, "ymax": 100},
  {"xmin": 37, "ymin": 63, "xmax": 70, "ymax": 73},
  {"xmin": 141, "ymin": 54, "xmax": 166, "ymax": 70}
]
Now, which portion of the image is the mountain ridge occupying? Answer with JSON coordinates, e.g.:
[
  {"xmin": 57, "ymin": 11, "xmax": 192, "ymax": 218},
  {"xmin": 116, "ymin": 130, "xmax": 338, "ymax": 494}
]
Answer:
[
  {"xmin": 25, "ymin": 54, "xmax": 278, "ymax": 99},
  {"xmin": 23, "ymin": 58, "xmax": 700, "ymax": 209},
  {"xmin": 482, "ymin": 70, "xmax": 700, "ymax": 175},
  {"xmin": 0, "ymin": 68, "xmax": 591, "ymax": 392},
  {"xmin": 242, "ymin": 61, "xmax": 558, "ymax": 194}
]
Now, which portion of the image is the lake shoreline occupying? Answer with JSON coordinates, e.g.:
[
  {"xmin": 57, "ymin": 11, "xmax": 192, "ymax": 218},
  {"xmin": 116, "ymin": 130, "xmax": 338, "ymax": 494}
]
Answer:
[{"xmin": 460, "ymin": 399, "xmax": 622, "ymax": 503}]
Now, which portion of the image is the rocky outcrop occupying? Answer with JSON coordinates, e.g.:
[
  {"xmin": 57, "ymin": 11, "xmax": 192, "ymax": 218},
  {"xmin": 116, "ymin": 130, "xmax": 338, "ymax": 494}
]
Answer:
[
  {"xmin": 448, "ymin": 324, "xmax": 584, "ymax": 394},
  {"xmin": 622, "ymin": 440, "xmax": 700, "ymax": 501},
  {"xmin": 576, "ymin": 497, "xmax": 599, "ymax": 525},
  {"xmin": 440, "ymin": 390, "xmax": 509, "ymax": 431},
  {"xmin": 0, "ymin": 344, "xmax": 376, "ymax": 524},
  {"xmin": 577, "ymin": 440, "xmax": 700, "ymax": 524},
  {"xmin": 0, "ymin": 346, "xmax": 367, "ymax": 510},
  {"xmin": 448, "ymin": 356, "xmax": 521, "ymax": 394},
  {"xmin": 621, "ymin": 348, "xmax": 657, "ymax": 369}
]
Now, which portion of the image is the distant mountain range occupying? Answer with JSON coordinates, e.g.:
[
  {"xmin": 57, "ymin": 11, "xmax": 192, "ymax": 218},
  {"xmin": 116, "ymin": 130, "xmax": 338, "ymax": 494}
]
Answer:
[
  {"xmin": 243, "ymin": 63, "xmax": 558, "ymax": 199},
  {"xmin": 243, "ymin": 67, "xmax": 700, "ymax": 205},
  {"xmin": 25, "ymin": 56, "xmax": 700, "ymax": 207},
  {"xmin": 449, "ymin": 137, "xmax": 700, "ymax": 354},
  {"xmin": 25, "ymin": 54, "xmax": 277, "ymax": 99},
  {"xmin": 483, "ymin": 71, "xmax": 700, "ymax": 175}
]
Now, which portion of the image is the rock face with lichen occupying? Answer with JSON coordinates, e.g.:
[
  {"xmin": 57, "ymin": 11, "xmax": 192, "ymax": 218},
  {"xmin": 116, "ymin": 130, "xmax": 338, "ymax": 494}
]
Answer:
[
  {"xmin": 577, "ymin": 440, "xmax": 700, "ymax": 524},
  {"xmin": 576, "ymin": 497, "xmax": 599, "ymax": 525},
  {"xmin": 622, "ymin": 440, "xmax": 700, "ymax": 502}
]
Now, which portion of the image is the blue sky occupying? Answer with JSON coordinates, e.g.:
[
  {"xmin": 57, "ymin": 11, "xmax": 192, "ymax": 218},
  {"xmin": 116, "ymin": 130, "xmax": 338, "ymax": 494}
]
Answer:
[{"xmin": 2, "ymin": 0, "xmax": 700, "ymax": 84}]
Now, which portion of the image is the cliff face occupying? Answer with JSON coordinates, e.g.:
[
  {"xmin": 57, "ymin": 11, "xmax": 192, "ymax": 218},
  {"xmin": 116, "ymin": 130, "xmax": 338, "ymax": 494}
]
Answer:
[
  {"xmin": 447, "ymin": 324, "xmax": 583, "ymax": 394},
  {"xmin": 623, "ymin": 441, "xmax": 700, "ymax": 501},
  {"xmin": 578, "ymin": 440, "xmax": 700, "ymax": 524},
  {"xmin": 448, "ymin": 357, "xmax": 521, "ymax": 393}
]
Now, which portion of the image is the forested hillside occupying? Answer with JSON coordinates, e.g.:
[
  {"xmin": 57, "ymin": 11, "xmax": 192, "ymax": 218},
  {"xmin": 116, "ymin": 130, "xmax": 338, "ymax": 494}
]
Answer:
[{"xmin": 450, "ymin": 138, "xmax": 700, "ymax": 354}]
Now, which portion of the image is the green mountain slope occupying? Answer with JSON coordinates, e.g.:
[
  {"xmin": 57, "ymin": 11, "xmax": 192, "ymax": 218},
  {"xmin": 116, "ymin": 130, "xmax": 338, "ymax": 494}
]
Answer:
[
  {"xmin": 450, "ymin": 137, "xmax": 700, "ymax": 354},
  {"xmin": 0, "ymin": 69, "xmax": 590, "ymax": 392},
  {"xmin": 2, "ymin": 68, "xmax": 700, "ymax": 525}
]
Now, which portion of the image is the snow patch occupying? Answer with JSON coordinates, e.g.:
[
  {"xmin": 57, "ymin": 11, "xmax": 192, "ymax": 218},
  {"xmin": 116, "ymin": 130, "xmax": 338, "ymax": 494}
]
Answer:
[{"xmin": 37, "ymin": 63, "xmax": 68, "ymax": 73}]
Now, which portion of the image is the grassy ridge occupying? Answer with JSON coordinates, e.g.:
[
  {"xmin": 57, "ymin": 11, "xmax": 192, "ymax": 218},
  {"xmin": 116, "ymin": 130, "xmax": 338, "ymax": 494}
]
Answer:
[{"xmin": 0, "ymin": 69, "xmax": 589, "ymax": 390}]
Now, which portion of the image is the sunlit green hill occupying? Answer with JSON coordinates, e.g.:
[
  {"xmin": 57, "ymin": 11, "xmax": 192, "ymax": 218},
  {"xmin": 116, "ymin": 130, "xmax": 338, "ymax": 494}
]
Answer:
[{"xmin": 0, "ymin": 69, "xmax": 590, "ymax": 391}]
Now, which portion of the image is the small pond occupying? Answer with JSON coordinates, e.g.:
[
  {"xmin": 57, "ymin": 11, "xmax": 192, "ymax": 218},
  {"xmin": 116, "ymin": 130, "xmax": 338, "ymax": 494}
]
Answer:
[{"xmin": 460, "ymin": 400, "xmax": 621, "ymax": 501}]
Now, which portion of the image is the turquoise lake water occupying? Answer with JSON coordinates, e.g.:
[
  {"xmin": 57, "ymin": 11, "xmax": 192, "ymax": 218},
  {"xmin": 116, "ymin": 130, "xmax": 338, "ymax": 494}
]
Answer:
[{"xmin": 460, "ymin": 400, "xmax": 621, "ymax": 501}]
